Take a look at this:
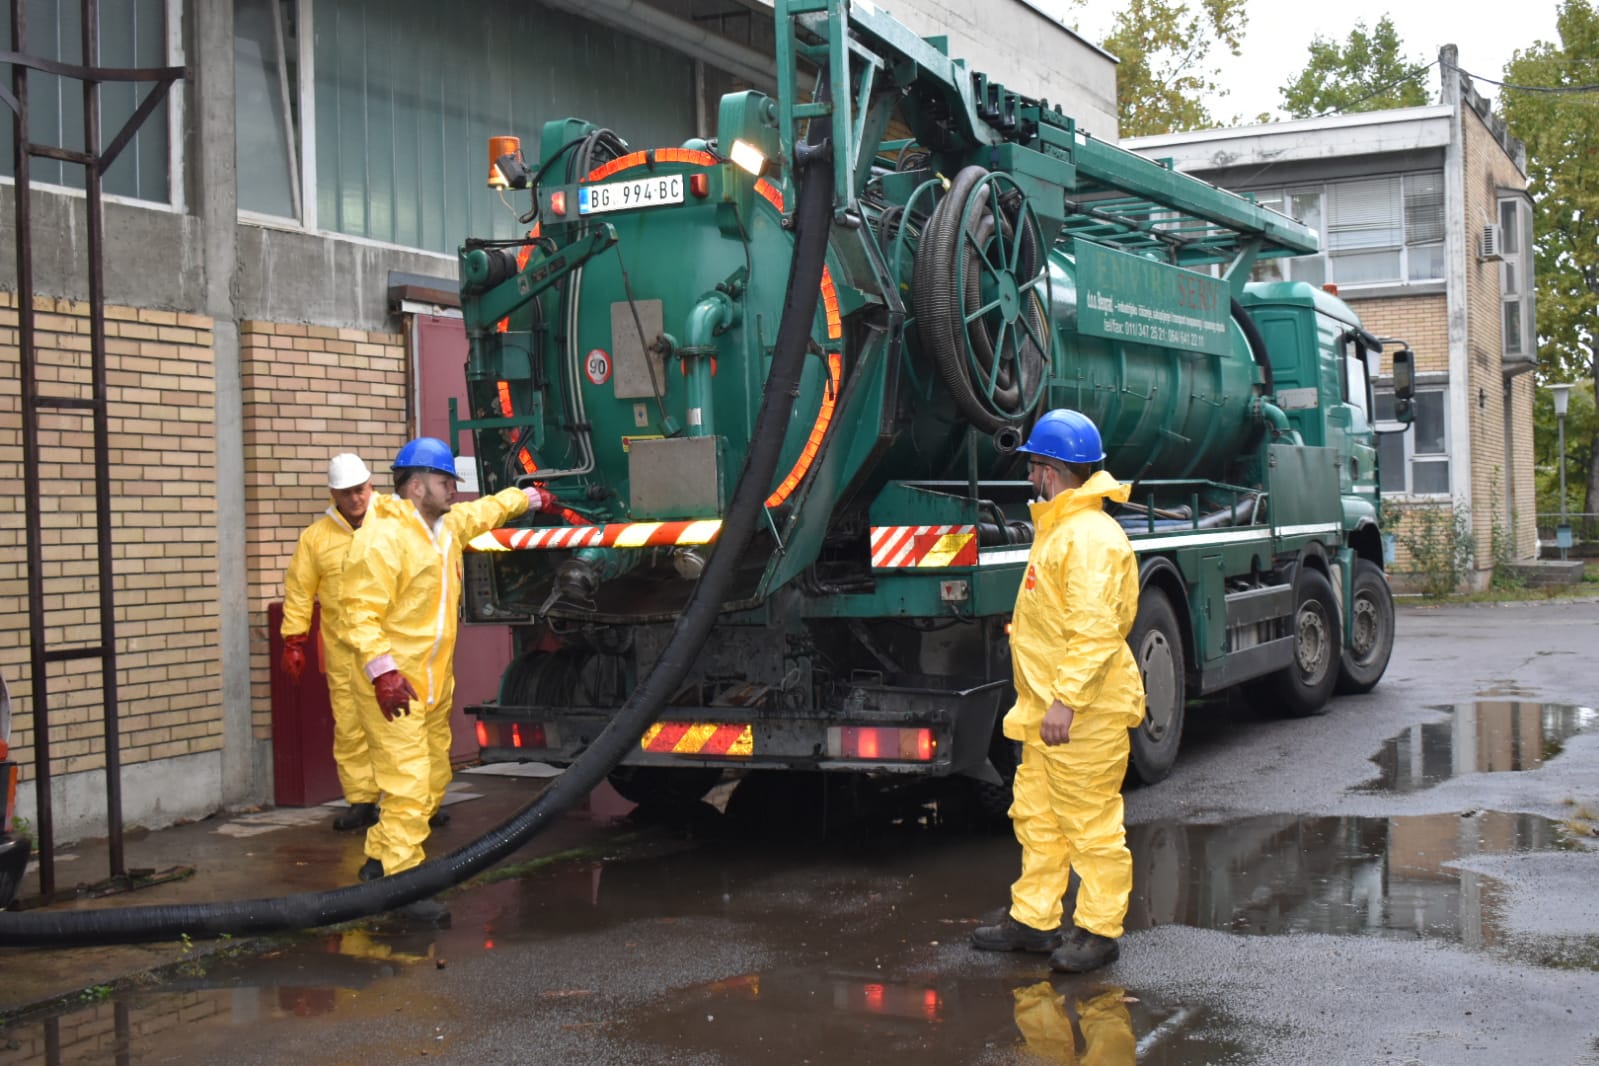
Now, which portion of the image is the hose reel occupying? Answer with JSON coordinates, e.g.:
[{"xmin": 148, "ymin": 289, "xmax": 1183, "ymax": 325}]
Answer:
[{"xmin": 912, "ymin": 165, "xmax": 1051, "ymax": 433}]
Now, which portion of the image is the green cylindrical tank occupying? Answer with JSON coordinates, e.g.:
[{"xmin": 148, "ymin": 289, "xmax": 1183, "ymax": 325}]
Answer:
[
  {"xmin": 471, "ymin": 152, "xmax": 1264, "ymax": 533},
  {"xmin": 1040, "ymin": 253, "xmax": 1263, "ymax": 481}
]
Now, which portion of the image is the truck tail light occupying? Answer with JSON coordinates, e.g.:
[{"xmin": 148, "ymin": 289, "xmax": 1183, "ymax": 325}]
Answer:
[
  {"xmin": 475, "ymin": 721, "xmax": 548, "ymax": 751},
  {"xmin": 826, "ymin": 726, "xmax": 935, "ymax": 761}
]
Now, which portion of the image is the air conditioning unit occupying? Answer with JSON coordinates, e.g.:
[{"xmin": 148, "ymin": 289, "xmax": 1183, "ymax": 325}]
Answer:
[{"xmin": 1479, "ymin": 223, "xmax": 1504, "ymax": 261}]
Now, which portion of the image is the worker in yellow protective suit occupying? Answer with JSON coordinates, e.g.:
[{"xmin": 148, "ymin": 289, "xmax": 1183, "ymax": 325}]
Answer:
[
  {"xmin": 281, "ymin": 453, "xmax": 397, "ymax": 831},
  {"xmin": 971, "ymin": 409, "xmax": 1144, "ymax": 974},
  {"xmin": 1011, "ymin": 982, "xmax": 1137, "ymax": 1066},
  {"xmin": 342, "ymin": 437, "xmax": 554, "ymax": 906}
]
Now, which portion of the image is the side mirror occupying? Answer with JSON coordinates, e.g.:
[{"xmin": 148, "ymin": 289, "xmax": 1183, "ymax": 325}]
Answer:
[
  {"xmin": 1392, "ymin": 349, "xmax": 1414, "ymax": 400},
  {"xmin": 1391, "ymin": 348, "xmax": 1415, "ymax": 424}
]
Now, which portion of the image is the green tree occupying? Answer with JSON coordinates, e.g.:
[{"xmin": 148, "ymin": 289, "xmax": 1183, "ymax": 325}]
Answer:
[
  {"xmin": 1279, "ymin": 16, "xmax": 1431, "ymax": 118},
  {"xmin": 1533, "ymin": 382, "xmax": 1596, "ymax": 522},
  {"xmin": 1502, "ymin": 0, "xmax": 1599, "ymax": 535},
  {"xmin": 1094, "ymin": 0, "xmax": 1250, "ymax": 136}
]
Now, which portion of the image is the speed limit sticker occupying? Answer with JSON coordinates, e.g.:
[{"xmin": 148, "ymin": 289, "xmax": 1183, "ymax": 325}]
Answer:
[{"xmin": 584, "ymin": 348, "xmax": 612, "ymax": 385}]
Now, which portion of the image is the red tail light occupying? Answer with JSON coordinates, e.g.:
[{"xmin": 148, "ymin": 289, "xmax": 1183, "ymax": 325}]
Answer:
[
  {"xmin": 477, "ymin": 720, "xmax": 549, "ymax": 751},
  {"xmin": 827, "ymin": 727, "xmax": 936, "ymax": 761}
]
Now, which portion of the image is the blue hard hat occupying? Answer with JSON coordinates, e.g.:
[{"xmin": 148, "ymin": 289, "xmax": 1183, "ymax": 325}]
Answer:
[
  {"xmin": 1018, "ymin": 409, "xmax": 1105, "ymax": 464},
  {"xmin": 393, "ymin": 437, "xmax": 461, "ymax": 480}
]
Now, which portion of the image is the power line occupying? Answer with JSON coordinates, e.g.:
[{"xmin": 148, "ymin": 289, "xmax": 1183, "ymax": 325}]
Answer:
[{"xmin": 1459, "ymin": 68, "xmax": 1599, "ymax": 94}]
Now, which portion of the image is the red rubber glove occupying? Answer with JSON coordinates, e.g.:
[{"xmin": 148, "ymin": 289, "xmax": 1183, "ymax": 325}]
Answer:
[
  {"xmin": 523, "ymin": 485, "xmax": 556, "ymax": 512},
  {"xmin": 373, "ymin": 670, "xmax": 419, "ymax": 721},
  {"xmin": 281, "ymin": 634, "xmax": 309, "ymax": 683}
]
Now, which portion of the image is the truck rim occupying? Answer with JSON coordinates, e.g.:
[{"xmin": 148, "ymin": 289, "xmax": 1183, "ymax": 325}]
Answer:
[{"xmin": 1139, "ymin": 628, "xmax": 1179, "ymax": 741}]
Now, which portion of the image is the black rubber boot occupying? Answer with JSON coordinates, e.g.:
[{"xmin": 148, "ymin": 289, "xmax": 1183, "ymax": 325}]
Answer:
[
  {"xmin": 971, "ymin": 914, "xmax": 1064, "ymax": 953},
  {"xmin": 358, "ymin": 858, "xmax": 384, "ymax": 882},
  {"xmin": 428, "ymin": 810, "xmax": 451, "ymax": 828},
  {"xmin": 333, "ymin": 802, "xmax": 379, "ymax": 832},
  {"xmin": 1049, "ymin": 930, "xmax": 1120, "ymax": 973}
]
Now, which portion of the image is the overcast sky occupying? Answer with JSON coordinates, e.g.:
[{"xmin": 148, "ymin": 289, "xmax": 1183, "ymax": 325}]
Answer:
[{"xmin": 1042, "ymin": 0, "xmax": 1565, "ymax": 121}]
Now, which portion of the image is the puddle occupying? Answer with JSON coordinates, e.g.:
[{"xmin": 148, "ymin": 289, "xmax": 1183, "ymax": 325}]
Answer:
[
  {"xmin": 4, "ymin": 805, "xmax": 1594, "ymax": 1064},
  {"xmin": 1126, "ymin": 811, "xmax": 1578, "ymax": 951},
  {"xmin": 1360, "ymin": 701, "xmax": 1598, "ymax": 793},
  {"xmin": 626, "ymin": 969, "xmax": 1236, "ymax": 1066}
]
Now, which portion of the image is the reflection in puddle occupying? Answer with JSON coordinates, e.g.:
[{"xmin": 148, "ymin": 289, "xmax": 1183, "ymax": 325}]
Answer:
[
  {"xmin": 1361, "ymin": 702, "xmax": 1597, "ymax": 792},
  {"xmin": 1126, "ymin": 811, "xmax": 1573, "ymax": 952},
  {"xmin": 0, "ymin": 927, "xmax": 442, "ymax": 1065},
  {"xmin": 629, "ymin": 967, "xmax": 1230, "ymax": 1066}
]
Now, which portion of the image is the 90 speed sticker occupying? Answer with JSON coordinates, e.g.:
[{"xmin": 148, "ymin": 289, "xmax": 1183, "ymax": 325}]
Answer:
[{"xmin": 584, "ymin": 348, "xmax": 612, "ymax": 385}]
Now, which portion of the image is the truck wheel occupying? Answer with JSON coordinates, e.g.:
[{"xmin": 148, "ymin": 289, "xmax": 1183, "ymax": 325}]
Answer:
[
  {"xmin": 1334, "ymin": 560, "xmax": 1395, "ymax": 695},
  {"xmin": 607, "ymin": 766, "xmax": 724, "ymax": 807},
  {"xmin": 1128, "ymin": 589, "xmax": 1185, "ymax": 785},
  {"xmin": 1269, "ymin": 568, "xmax": 1341, "ymax": 716}
]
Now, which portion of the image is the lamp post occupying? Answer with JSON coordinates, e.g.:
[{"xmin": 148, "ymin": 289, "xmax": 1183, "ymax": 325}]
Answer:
[{"xmin": 1551, "ymin": 383, "xmax": 1572, "ymax": 561}]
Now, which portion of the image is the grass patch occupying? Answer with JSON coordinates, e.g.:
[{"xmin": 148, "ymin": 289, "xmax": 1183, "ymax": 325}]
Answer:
[{"xmin": 1403, "ymin": 560, "xmax": 1599, "ymax": 606}]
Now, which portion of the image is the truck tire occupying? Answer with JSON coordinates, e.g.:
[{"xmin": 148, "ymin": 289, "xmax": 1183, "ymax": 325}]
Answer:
[
  {"xmin": 1128, "ymin": 589, "xmax": 1185, "ymax": 785},
  {"xmin": 1268, "ymin": 567, "xmax": 1340, "ymax": 717},
  {"xmin": 1334, "ymin": 559, "xmax": 1395, "ymax": 695}
]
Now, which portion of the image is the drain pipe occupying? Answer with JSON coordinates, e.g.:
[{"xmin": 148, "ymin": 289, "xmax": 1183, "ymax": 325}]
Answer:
[{"xmin": 0, "ymin": 126, "xmax": 836, "ymax": 949}]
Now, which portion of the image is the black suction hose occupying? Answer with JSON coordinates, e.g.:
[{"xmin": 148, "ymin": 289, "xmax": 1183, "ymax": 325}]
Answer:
[
  {"xmin": 1231, "ymin": 297, "xmax": 1273, "ymax": 397},
  {"xmin": 0, "ymin": 128, "xmax": 837, "ymax": 949}
]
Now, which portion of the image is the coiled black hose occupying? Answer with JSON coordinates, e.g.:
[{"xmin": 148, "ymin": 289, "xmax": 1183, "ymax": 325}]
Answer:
[{"xmin": 0, "ymin": 124, "xmax": 837, "ymax": 950}]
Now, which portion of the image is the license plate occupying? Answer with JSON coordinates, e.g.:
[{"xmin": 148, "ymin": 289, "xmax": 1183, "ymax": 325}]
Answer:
[{"xmin": 578, "ymin": 174, "xmax": 685, "ymax": 215}]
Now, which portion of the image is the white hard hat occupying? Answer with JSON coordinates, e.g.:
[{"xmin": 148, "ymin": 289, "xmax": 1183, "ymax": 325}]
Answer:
[{"xmin": 327, "ymin": 453, "xmax": 372, "ymax": 491}]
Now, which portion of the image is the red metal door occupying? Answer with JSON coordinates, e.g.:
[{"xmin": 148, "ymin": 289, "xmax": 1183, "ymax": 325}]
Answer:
[
  {"xmin": 413, "ymin": 314, "xmax": 515, "ymax": 761},
  {"xmin": 268, "ymin": 602, "xmax": 342, "ymax": 806}
]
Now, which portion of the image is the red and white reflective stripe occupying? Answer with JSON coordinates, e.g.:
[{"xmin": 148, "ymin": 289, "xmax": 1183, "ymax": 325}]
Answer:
[
  {"xmin": 869, "ymin": 525, "xmax": 980, "ymax": 568},
  {"xmin": 468, "ymin": 519, "xmax": 723, "ymax": 552}
]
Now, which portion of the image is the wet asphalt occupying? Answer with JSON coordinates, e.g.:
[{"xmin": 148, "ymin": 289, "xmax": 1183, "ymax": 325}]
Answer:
[{"xmin": 2, "ymin": 597, "xmax": 1597, "ymax": 1065}]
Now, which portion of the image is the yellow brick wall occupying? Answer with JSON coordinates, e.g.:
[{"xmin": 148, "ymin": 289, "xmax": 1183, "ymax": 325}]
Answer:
[
  {"xmin": 0, "ymin": 293, "xmax": 222, "ymax": 779},
  {"xmin": 1343, "ymin": 292, "xmax": 1449, "ymax": 377},
  {"xmin": 1346, "ymin": 108, "xmax": 1537, "ymax": 584},
  {"xmin": 1464, "ymin": 108, "xmax": 1536, "ymax": 567},
  {"xmin": 240, "ymin": 322, "xmax": 408, "ymax": 738}
]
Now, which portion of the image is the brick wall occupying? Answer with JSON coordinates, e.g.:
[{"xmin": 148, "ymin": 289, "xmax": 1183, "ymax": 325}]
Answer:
[
  {"xmin": 0, "ymin": 293, "xmax": 221, "ymax": 781},
  {"xmin": 1345, "ymin": 292, "xmax": 1449, "ymax": 377},
  {"xmin": 1463, "ymin": 106, "xmax": 1537, "ymax": 567},
  {"xmin": 239, "ymin": 322, "xmax": 409, "ymax": 737}
]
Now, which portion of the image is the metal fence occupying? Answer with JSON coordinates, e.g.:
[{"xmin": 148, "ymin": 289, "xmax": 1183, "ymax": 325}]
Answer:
[{"xmin": 1535, "ymin": 513, "xmax": 1599, "ymax": 558}]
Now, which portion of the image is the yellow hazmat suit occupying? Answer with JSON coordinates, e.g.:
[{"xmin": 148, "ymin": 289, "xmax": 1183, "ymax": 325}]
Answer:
[
  {"xmin": 342, "ymin": 488, "xmax": 530, "ymax": 875},
  {"xmin": 1011, "ymin": 982, "xmax": 1137, "ymax": 1066},
  {"xmin": 281, "ymin": 495, "xmax": 401, "ymax": 807},
  {"xmin": 1004, "ymin": 470, "xmax": 1144, "ymax": 939}
]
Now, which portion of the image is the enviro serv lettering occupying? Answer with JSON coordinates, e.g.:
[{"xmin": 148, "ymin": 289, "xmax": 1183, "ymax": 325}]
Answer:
[{"xmin": 1074, "ymin": 239, "xmax": 1231, "ymax": 357}]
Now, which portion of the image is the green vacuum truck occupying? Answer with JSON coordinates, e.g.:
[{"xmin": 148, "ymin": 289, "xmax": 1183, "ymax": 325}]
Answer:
[{"xmin": 449, "ymin": 0, "xmax": 1412, "ymax": 804}]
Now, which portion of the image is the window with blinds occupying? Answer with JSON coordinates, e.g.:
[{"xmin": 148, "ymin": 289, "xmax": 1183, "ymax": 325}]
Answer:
[
  {"xmin": 1245, "ymin": 171, "xmax": 1446, "ymax": 289},
  {"xmin": 1499, "ymin": 196, "xmax": 1535, "ymax": 358},
  {"xmin": 1375, "ymin": 387, "xmax": 1450, "ymax": 496}
]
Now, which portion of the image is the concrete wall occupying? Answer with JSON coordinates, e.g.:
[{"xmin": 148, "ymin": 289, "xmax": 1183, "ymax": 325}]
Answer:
[
  {"xmin": 0, "ymin": 186, "xmax": 454, "ymax": 336},
  {"xmin": 867, "ymin": 0, "xmax": 1118, "ymax": 138}
]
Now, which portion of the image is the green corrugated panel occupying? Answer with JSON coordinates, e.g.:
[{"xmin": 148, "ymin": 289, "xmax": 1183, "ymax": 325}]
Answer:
[{"xmin": 313, "ymin": 0, "xmax": 695, "ymax": 254}]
